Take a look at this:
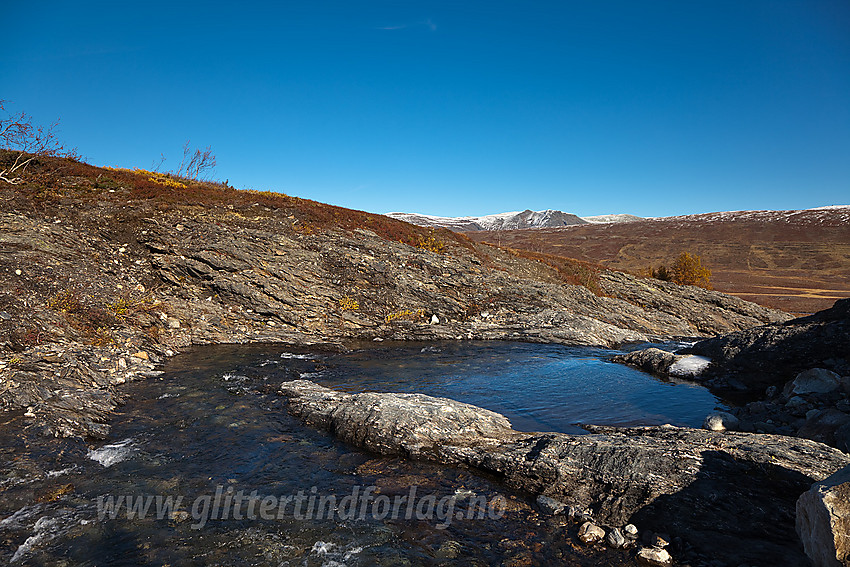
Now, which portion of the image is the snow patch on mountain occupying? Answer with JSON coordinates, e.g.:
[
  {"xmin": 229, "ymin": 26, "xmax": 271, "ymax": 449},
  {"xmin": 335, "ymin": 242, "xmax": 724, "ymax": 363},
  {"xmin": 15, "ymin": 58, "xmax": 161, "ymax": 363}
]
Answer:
[
  {"xmin": 385, "ymin": 209, "xmax": 589, "ymax": 231},
  {"xmin": 581, "ymin": 214, "xmax": 643, "ymax": 224}
]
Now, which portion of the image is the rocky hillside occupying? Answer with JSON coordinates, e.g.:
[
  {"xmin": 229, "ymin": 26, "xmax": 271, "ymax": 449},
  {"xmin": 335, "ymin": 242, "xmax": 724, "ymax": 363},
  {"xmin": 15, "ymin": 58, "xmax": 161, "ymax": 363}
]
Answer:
[{"xmin": 0, "ymin": 152, "xmax": 788, "ymax": 437}]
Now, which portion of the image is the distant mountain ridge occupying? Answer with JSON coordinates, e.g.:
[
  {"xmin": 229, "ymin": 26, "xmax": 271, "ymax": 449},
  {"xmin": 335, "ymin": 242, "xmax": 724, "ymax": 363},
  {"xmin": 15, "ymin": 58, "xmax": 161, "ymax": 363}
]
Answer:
[{"xmin": 385, "ymin": 209, "xmax": 640, "ymax": 231}]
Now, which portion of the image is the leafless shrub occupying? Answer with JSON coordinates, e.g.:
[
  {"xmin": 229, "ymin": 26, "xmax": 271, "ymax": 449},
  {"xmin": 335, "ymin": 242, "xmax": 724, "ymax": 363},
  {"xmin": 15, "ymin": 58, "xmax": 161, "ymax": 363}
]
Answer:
[
  {"xmin": 175, "ymin": 140, "xmax": 216, "ymax": 181},
  {"xmin": 0, "ymin": 100, "xmax": 78, "ymax": 184}
]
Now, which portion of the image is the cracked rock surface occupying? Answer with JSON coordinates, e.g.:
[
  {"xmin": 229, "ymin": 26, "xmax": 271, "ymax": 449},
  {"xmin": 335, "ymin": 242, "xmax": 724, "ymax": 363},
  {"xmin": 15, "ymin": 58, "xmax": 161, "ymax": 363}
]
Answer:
[{"xmin": 280, "ymin": 379, "xmax": 850, "ymax": 567}]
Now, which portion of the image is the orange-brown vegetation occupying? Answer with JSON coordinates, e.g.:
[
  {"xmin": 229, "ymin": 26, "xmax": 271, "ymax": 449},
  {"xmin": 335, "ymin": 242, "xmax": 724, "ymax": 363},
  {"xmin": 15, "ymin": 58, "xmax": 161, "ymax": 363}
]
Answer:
[
  {"xmin": 0, "ymin": 150, "xmax": 474, "ymax": 255},
  {"xmin": 468, "ymin": 213, "xmax": 850, "ymax": 313}
]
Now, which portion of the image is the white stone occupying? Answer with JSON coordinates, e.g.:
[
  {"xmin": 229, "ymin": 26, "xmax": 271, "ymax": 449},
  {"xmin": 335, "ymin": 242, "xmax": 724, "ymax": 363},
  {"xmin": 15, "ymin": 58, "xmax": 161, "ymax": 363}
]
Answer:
[
  {"xmin": 668, "ymin": 355, "xmax": 712, "ymax": 377},
  {"xmin": 636, "ymin": 546, "xmax": 672, "ymax": 566},
  {"xmin": 702, "ymin": 411, "xmax": 740, "ymax": 432}
]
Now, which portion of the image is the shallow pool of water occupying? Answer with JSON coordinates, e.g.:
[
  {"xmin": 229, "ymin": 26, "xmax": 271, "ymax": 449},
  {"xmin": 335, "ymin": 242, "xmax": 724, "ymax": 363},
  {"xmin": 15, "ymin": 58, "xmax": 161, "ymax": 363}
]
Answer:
[{"xmin": 0, "ymin": 341, "xmax": 725, "ymax": 566}]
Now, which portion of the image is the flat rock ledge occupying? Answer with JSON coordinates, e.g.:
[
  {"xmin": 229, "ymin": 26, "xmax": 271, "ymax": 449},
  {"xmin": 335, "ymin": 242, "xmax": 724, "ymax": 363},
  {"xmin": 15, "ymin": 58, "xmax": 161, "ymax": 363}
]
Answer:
[{"xmin": 280, "ymin": 379, "xmax": 850, "ymax": 566}]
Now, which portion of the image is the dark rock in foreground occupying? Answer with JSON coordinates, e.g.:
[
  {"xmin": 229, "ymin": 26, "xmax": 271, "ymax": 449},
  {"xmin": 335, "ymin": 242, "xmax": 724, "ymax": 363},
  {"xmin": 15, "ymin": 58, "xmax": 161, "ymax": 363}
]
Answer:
[{"xmin": 280, "ymin": 379, "xmax": 850, "ymax": 566}]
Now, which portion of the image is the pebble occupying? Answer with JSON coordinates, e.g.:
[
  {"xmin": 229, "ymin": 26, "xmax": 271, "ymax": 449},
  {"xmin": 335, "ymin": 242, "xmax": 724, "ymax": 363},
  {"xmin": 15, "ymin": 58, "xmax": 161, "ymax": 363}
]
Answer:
[
  {"xmin": 636, "ymin": 546, "xmax": 673, "ymax": 566},
  {"xmin": 578, "ymin": 521, "xmax": 605, "ymax": 544},
  {"xmin": 606, "ymin": 527, "xmax": 626, "ymax": 548}
]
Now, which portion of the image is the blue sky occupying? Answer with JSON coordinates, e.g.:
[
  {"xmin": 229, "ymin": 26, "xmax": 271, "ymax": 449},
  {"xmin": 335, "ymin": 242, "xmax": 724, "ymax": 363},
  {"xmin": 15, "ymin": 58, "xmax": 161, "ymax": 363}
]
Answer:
[{"xmin": 2, "ymin": 1, "xmax": 848, "ymax": 217}]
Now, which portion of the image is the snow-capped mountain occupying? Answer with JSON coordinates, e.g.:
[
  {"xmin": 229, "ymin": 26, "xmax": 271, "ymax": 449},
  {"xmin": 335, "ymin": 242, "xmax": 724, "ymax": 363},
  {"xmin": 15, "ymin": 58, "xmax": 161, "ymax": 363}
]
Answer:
[
  {"xmin": 385, "ymin": 209, "xmax": 628, "ymax": 231},
  {"xmin": 581, "ymin": 214, "xmax": 644, "ymax": 224}
]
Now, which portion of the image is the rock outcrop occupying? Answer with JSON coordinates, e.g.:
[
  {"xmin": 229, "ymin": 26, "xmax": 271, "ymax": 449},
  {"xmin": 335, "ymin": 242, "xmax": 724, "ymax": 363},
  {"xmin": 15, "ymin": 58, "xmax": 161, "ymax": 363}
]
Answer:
[
  {"xmin": 280, "ymin": 379, "xmax": 850, "ymax": 566},
  {"xmin": 797, "ymin": 464, "xmax": 850, "ymax": 567},
  {"xmin": 686, "ymin": 297, "xmax": 850, "ymax": 394},
  {"xmin": 0, "ymin": 157, "xmax": 789, "ymax": 437}
]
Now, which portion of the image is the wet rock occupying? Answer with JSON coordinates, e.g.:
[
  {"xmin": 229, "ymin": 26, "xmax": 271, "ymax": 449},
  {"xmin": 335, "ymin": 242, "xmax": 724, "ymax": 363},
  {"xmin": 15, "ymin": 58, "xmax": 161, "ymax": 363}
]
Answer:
[
  {"xmin": 636, "ymin": 546, "xmax": 673, "ymax": 566},
  {"xmin": 536, "ymin": 494, "xmax": 568, "ymax": 515},
  {"xmin": 624, "ymin": 524, "xmax": 639, "ymax": 538},
  {"xmin": 796, "ymin": 464, "xmax": 850, "ymax": 567},
  {"xmin": 280, "ymin": 380, "xmax": 850, "ymax": 566},
  {"xmin": 702, "ymin": 412, "xmax": 740, "ymax": 432},
  {"xmin": 578, "ymin": 521, "xmax": 605, "ymax": 544},
  {"xmin": 612, "ymin": 348, "xmax": 678, "ymax": 375},
  {"xmin": 435, "ymin": 540, "xmax": 463, "ymax": 560}
]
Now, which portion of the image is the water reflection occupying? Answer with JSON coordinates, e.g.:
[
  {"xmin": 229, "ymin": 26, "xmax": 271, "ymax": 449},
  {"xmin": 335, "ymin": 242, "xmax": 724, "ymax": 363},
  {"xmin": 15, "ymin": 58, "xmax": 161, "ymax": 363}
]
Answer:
[{"xmin": 0, "ymin": 341, "xmax": 722, "ymax": 565}]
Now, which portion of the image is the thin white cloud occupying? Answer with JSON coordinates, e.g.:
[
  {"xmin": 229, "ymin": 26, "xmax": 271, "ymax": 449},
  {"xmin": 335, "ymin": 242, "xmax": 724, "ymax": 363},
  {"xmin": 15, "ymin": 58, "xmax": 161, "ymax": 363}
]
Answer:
[{"xmin": 376, "ymin": 19, "xmax": 436, "ymax": 32}]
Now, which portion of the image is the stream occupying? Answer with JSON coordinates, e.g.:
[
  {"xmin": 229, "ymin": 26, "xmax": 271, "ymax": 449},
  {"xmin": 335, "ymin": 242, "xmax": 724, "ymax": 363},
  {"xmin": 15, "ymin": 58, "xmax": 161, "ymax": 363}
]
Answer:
[{"xmin": 0, "ymin": 341, "xmax": 725, "ymax": 566}]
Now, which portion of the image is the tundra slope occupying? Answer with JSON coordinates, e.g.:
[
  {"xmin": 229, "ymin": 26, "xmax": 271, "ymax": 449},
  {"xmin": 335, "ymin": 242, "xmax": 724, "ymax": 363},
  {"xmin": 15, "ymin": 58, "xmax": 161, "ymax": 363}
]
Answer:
[
  {"xmin": 0, "ymin": 154, "xmax": 786, "ymax": 437},
  {"xmin": 468, "ymin": 206, "xmax": 850, "ymax": 314}
]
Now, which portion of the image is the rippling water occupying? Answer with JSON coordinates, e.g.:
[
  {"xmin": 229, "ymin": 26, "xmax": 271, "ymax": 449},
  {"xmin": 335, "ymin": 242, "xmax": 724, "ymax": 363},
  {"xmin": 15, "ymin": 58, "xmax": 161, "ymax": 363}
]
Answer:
[{"xmin": 0, "ymin": 342, "xmax": 725, "ymax": 566}]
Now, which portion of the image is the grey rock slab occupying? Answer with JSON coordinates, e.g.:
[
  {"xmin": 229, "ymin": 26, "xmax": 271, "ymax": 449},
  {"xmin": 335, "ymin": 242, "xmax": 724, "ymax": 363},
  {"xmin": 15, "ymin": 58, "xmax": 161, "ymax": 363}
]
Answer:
[{"xmin": 280, "ymin": 380, "xmax": 850, "ymax": 566}]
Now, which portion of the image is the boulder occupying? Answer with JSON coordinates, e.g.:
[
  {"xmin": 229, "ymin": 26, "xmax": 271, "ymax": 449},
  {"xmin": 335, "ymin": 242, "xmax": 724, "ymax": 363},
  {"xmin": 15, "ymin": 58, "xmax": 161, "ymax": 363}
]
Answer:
[
  {"xmin": 797, "ymin": 409, "xmax": 850, "ymax": 447},
  {"xmin": 684, "ymin": 298, "xmax": 850, "ymax": 395},
  {"xmin": 792, "ymin": 369, "xmax": 842, "ymax": 396},
  {"xmin": 797, "ymin": 464, "xmax": 850, "ymax": 567},
  {"xmin": 702, "ymin": 411, "xmax": 740, "ymax": 432}
]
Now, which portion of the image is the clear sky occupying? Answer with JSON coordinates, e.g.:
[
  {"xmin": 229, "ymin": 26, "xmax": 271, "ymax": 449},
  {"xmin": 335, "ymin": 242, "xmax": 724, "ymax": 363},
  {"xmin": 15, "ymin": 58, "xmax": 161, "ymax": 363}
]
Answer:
[{"xmin": 2, "ymin": 1, "xmax": 848, "ymax": 217}]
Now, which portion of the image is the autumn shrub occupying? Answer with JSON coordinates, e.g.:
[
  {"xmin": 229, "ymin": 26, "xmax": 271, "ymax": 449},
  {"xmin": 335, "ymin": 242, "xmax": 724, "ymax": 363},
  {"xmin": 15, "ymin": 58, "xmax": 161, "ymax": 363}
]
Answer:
[
  {"xmin": 338, "ymin": 295, "xmax": 359, "ymax": 311},
  {"xmin": 416, "ymin": 233, "xmax": 446, "ymax": 254},
  {"xmin": 671, "ymin": 252, "xmax": 712, "ymax": 288},
  {"xmin": 385, "ymin": 308, "xmax": 425, "ymax": 323}
]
